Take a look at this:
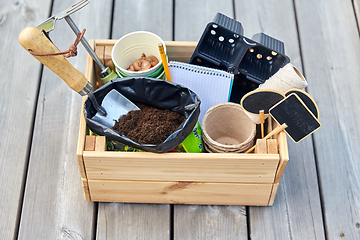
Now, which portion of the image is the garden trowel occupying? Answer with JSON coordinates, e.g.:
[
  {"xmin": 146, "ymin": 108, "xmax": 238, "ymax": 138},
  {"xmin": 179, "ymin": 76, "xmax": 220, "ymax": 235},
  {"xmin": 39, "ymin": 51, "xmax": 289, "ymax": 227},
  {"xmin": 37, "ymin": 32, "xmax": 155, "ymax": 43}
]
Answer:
[{"xmin": 19, "ymin": 26, "xmax": 138, "ymax": 128}]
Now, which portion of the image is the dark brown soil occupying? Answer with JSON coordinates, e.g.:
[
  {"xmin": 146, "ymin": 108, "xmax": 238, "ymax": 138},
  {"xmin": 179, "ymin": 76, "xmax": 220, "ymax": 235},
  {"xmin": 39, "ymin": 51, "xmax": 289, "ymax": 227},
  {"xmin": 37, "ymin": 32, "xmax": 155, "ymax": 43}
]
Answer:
[{"xmin": 112, "ymin": 103, "xmax": 185, "ymax": 145}]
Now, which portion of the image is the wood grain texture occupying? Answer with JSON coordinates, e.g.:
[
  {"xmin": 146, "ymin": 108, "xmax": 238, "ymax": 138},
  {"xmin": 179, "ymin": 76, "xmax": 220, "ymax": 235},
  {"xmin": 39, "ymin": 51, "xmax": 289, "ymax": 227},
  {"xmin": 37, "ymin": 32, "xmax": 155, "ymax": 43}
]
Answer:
[
  {"xmin": 0, "ymin": 0, "xmax": 52, "ymax": 239},
  {"xmin": 174, "ymin": 0, "xmax": 234, "ymax": 41},
  {"xmin": 82, "ymin": 178, "xmax": 91, "ymax": 201},
  {"xmin": 83, "ymin": 151, "xmax": 279, "ymax": 183},
  {"xmin": 95, "ymin": 136, "xmax": 106, "ymax": 152},
  {"xmin": 267, "ymin": 140, "xmax": 279, "ymax": 206},
  {"xmin": 274, "ymin": 131, "xmax": 289, "ymax": 184},
  {"xmin": 17, "ymin": 0, "xmax": 113, "ymax": 239},
  {"xmin": 267, "ymin": 183, "xmax": 279, "ymax": 206},
  {"xmin": 97, "ymin": 202, "xmax": 170, "ymax": 240},
  {"xmin": 174, "ymin": 205, "xmax": 248, "ymax": 240},
  {"xmin": 255, "ymin": 139, "xmax": 267, "ymax": 154},
  {"xmin": 164, "ymin": 41, "xmax": 197, "ymax": 62},
  {"xmin": 267, "ymin": 139, "xmax": 278, "ymax": 155},
  {"xmin": 234, "ymin": 0, "xmax": 325, "ymax": 239},
  {"xmin": 85, "ymin": 135, "xmax": 96, "ymax": 151},
  {"xmin": 173, "ymin": 1, "xmax": 248, "ymax": 239},
  {"xmin": 89, "ymin": 180, "xmax": 273, "ymax": 206},
  {"xmin": 354, "ymin": 0, "xmax": 360, "ymax": 26},
  {"xmin": 94, "ymin": 1, "xmax": 174, "ymax": 239},
  {"xmin": 76, "ymin": 42, "xmax": 93, "ymax": 179},
  {"xmin": 112, "ymin": 0, "xmax": 173, "ymax": 41},
  {"xmin": 295, "ymin": 0, "xmax": 360, "ymax": 238}
]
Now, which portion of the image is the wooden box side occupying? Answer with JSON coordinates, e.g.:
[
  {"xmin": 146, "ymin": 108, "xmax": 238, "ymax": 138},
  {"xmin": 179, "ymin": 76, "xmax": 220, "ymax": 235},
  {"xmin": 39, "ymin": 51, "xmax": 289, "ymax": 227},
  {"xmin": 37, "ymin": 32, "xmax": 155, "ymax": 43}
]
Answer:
[
  {"xmin": 83, "ymin": 150, "xmax": 279, "ymax": 183},
  {"xmin": 88, "ymin": 179, "xmax": 273, "ymax": 206},
  {"xmin": 76, "ymin": 40, "xmax": 96, "ymax": 179},
  {"xmin": 274, "ymin": 120, "xmax": 289, "ymax": 184},
  {"xmin": 76, "ymin": 39, "xmax": 99, "ymax": 201}
]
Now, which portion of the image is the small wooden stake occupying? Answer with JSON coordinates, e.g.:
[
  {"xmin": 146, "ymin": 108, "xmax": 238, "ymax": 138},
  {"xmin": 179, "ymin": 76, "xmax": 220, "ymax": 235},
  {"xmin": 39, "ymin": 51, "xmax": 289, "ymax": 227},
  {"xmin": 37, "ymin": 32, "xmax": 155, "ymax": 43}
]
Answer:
[
  {"xmin": 259, "ymin": 110, "xmax": 265, "ymax": 138},
  {"xmin": 245, "ymin": 123, "xmax": 287, "ymax": 154}
]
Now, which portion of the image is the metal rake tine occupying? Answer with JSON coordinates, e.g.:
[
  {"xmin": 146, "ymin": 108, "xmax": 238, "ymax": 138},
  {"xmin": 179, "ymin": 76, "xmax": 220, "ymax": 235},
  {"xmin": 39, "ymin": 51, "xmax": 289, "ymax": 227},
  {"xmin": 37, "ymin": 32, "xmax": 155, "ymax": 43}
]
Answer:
[
  {"xmin": 36, "ymin": 0, "xmax": 89, "ymax": 32},
  {"xmin": 57, "ymin": 0, "xmax": 89, "ymax": 20}
]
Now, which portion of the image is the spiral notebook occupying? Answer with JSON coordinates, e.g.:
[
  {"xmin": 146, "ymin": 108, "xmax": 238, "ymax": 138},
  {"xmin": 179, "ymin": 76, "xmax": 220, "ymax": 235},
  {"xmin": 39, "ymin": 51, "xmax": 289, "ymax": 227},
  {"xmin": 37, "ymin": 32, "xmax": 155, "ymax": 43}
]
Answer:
[{"xmin": 169, "ymin": 61, "xmax": 234, "ymax": 125}]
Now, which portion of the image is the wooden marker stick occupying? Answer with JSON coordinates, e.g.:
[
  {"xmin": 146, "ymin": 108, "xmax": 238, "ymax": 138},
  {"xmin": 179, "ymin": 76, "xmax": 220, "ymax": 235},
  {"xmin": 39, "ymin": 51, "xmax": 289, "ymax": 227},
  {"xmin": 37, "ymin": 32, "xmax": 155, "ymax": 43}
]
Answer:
[
  {"xmin": 259, "ymin": 110, "xmax": 265, "ymax": 138},
  {"xmin": 269, "ymin": 93, "xmax": 321, "ymax": 143},
  {"xmin": 245, "ymin": 123, "xmax": 287, "ymax": 154}
]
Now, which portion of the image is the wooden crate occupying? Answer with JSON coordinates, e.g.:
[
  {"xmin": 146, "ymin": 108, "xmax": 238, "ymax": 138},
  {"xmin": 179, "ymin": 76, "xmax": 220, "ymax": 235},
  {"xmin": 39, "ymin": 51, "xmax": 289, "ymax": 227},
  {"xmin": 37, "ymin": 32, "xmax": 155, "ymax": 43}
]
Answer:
[{"xmin": 76, "ymin": 40, "xmax": 289, "ymax": 206}]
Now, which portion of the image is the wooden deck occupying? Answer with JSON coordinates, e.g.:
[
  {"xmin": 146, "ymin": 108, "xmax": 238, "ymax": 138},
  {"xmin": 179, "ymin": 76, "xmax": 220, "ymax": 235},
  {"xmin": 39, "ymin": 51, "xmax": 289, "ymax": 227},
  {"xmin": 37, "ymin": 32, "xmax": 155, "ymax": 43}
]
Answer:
[{"xmin": 1, "ymin": 0, "xmax": 360, "ymax": 239}]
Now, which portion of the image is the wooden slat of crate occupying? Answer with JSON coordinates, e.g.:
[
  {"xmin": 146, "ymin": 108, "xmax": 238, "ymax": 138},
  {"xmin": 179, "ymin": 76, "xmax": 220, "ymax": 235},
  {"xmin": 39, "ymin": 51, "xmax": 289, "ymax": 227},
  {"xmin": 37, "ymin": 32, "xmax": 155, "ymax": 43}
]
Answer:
[
  {"xmin": 267, "ymin": 183, "xmax": 279, "ymax": 206},
  {"xmin": 87, "ymin": 179, "xmax": 273, "ymax": 206},
  {"xmin": 274, "ymin": 130, "xmax": 289, "ymax": 184},
  {"xmin": 83, "ymin": 151, "xmax": 279, "ymax": 183},
  {"xmin": 266, "ymin": 138, "xmax": 280, "ymax": 206},
  {"xmin": 76, "ymin": 40, "xmax": 95, "ymax": 181},
  {"xmin": 163, "ymin": 41, "xmax": 197, "ymax": 62},
  {"xmin": 104, "ymin": 45, "xmax": 115, "ymax": 71}
]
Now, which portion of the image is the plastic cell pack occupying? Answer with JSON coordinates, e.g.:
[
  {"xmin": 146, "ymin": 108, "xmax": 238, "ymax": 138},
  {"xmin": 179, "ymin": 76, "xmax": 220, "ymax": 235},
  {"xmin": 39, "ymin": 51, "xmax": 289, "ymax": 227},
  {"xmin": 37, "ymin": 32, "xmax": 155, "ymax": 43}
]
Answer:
[{"xmin": 189, "ymin": 13, "xmax": 290, "ymax": 103}]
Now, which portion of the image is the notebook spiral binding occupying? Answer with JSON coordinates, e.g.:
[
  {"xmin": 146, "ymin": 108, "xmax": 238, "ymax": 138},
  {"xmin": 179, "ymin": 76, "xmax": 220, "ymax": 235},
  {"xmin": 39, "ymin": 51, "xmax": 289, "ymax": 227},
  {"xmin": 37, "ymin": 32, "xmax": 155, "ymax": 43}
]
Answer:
[{"xmin": 169, "ymin": 61, "xmax": 232, "ymax": 78}]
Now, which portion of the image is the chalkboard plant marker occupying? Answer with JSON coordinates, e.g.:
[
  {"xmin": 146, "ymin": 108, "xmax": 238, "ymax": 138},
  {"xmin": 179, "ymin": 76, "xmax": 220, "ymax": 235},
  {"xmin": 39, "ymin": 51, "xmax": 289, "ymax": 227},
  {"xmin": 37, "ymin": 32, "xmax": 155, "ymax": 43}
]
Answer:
[
  {"xmin": 269, "ymin": 93, "xmax": 321, "ymax": 143},
  {"xmin": 241, "ymin": 89, "xmax": 285, "ymax": 125},
  {"xmin": 284, "ymin": 89, "xmax": 319, "ymax": 119},
  {"xmin": 241, "ymin": 89, "xmax": 285, "ymax": 114}
]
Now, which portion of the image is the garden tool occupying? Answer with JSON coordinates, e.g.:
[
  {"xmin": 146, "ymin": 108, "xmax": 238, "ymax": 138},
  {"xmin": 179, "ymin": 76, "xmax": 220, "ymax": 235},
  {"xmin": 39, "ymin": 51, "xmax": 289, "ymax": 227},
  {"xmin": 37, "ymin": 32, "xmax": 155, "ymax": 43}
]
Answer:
[
  {"xmin": 37, "ymin": 0, "xmax": 118, "ymax": 83},
  {"xmin": 19, "ymin": 27, "xmax": 139, "ymax": 128}
]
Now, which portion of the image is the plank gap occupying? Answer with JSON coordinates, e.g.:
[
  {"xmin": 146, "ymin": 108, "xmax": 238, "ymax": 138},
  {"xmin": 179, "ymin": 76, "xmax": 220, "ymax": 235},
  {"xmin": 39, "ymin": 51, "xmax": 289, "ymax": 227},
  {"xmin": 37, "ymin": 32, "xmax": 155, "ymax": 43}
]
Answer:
[
  {"xmin": 292, "ymin": 0, "xmax": 307, "ymax": 78},
  {"xmin": 352, "ymin": 0, "xmax": 360, "ymax": 37},
  {"xmin": 91, "ymin": 202, "xmax": 99, "ymax": 240},
  {"xmin": 246, "ymin": 206, "xmax": 251, "ymax": 239},
  {"xmin": 170, "ymin": 204, "xmax": 174, "ymax": 240},
  {"xmin": 310, "ymin": 133, "xmax": 327, "ymax": 240},
  {"xmin": 15, "ymin": 64, "xmax": 45, "ymax": 240},
  {"xmin": 172, "ymin": 0, "xmax": 176, "ymax": 41},
  {"xmin": 109, "ymin": 0, "xmax": 116, "ymax": 39}
]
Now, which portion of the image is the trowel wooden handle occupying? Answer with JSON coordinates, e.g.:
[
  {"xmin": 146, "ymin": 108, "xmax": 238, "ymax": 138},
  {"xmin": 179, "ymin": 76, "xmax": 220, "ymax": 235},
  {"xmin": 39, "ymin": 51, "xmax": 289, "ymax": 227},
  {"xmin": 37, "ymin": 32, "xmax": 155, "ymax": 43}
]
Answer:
[{"xmin": 18, "ymin": 26, "xmax": 89, "ymax": 93}]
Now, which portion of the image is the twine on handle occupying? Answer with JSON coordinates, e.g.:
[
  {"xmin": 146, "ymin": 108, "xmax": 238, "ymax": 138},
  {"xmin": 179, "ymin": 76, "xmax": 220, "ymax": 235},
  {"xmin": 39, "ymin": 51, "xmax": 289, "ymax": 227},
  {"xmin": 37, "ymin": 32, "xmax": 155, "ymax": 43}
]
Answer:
[{"xmin": 29, "ymin": 29, "xmax": 86, "ymax": 58}]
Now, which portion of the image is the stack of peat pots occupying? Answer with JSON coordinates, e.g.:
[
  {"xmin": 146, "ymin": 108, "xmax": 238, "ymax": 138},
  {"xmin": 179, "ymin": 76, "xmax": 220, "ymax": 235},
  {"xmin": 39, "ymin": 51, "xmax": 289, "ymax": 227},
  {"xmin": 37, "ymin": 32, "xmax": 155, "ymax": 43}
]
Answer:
[{"xmin": 202, "ymin": 102, "xmax": 256, "ymax": 153}]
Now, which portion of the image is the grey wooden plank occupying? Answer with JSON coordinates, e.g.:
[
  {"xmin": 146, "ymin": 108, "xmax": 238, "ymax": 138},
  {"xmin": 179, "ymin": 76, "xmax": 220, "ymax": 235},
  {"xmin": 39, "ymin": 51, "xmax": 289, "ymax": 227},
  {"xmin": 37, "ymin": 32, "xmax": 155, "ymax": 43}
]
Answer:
[
  {"xmin": 354, "ymin": 0, "xmax": 360, "ymax": 26},
  {"xmin": 112, "ymin": 0, "xmax": 173, "ymax": 41},
  {"xmin": 94, "ymin": 0, "xmax": 173, "ymax": 239},
  {"xmin": 17, "ymin": 0, "xmax": 113, "ymax": 239},
  {"xmin": 174, "ymin": 205, "xmax": 247, "ymax": 240},
  {"xmin": 294, "ymin": 0, "xmax": 360, "ymax": 239},
  {"xmin": 174, "ymin": 0, "xmax": 234, "ymax": 41},
  {"xmin": 234, "ymin": 1, "xmax": 325, "ymax": 239},
  {"xmin": 97, "ymin": 203, "xmax": 170, "ymax": 240},
  {"xmin": 173, "ymin": 1, "xmax": 248, "ymax": 239},
  {"xmin": 0, "ymin": 0, "xmax": 52, "ymax": 239}
]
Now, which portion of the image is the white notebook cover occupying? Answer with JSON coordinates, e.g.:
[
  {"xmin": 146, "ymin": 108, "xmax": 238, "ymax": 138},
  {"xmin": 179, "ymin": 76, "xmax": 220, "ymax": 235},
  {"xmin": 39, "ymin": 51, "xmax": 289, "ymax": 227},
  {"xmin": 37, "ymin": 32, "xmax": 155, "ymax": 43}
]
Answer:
[{"xmin": 169, "ymin": 61, "xmax": 234, "ymax": 125}]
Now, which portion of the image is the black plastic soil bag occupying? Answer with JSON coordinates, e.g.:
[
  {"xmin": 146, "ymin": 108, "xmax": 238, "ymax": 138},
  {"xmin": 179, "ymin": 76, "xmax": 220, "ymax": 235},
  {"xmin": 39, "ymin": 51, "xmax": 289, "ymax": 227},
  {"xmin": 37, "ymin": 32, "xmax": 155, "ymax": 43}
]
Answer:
[{"xmin": 84, "ymin": 77, "xmax": 201, "ymax": 153}]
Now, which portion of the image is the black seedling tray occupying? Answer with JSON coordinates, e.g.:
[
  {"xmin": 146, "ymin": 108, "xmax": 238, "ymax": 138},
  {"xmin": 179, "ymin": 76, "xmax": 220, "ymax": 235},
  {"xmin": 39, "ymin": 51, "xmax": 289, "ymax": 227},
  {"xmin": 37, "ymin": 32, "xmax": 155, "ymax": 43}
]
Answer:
[{"xmin": 189, "ymin": 13, "xmax": 290, "ymax": 103}]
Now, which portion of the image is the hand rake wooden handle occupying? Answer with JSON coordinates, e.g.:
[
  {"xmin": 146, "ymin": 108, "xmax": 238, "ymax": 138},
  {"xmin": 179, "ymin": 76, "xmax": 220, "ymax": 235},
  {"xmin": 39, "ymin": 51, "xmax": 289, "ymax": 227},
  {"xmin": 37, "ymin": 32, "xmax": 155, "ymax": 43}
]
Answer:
[{"xmin": 18, "ymin": 26, "xmax": 89, "ymax": 94}]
